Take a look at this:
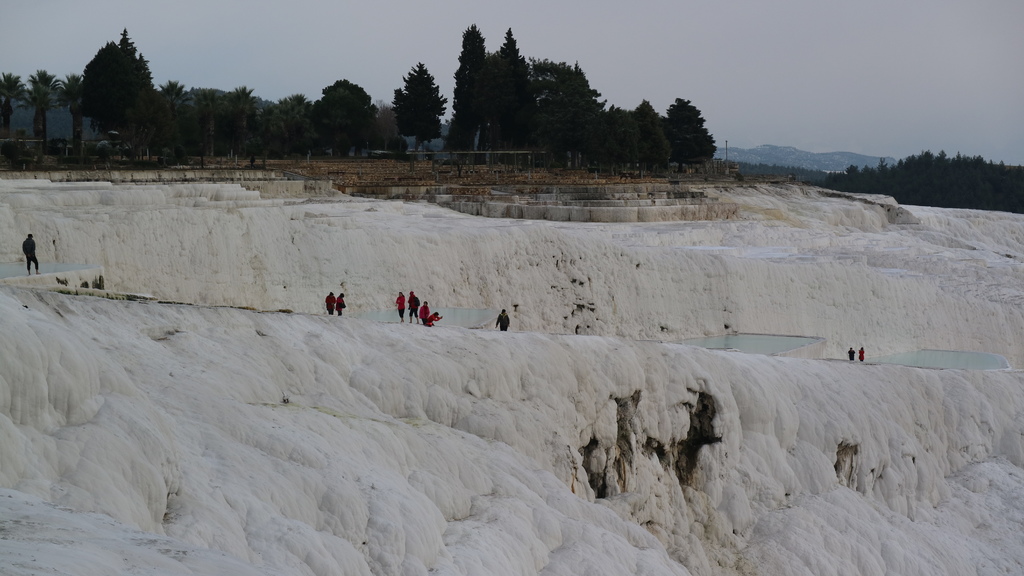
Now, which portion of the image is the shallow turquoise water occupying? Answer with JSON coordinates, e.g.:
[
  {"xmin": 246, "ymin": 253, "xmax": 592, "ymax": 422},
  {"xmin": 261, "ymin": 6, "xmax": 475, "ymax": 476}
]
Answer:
[
  {"xmin": 870, "ymin": 349, "xmax": 1010, "ymax": 370},
  {"xmin": 0, "ymin": 262, "xmax": 100, "ymax": 278},
  {"xmin": 681, "ymin": 334, "xmax": 821, "ymax": 355}
]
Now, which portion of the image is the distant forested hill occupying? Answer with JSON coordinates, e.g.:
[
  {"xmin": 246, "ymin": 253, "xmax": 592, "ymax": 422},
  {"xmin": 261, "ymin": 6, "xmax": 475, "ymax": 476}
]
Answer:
[
  {"xmin": 9, "ymin": 107, "xmax": 90, "ymax": 140},
  {"xmin": 736, "ymin": 162, "xmax": 828, "ymax": 183},
  {"xmin": 821, "ymin": 151, "xmax": 1024, "ymax": 213},
  {"xmin": 717, "ymin": 144, "xmax": 895, "ymax": 172}
]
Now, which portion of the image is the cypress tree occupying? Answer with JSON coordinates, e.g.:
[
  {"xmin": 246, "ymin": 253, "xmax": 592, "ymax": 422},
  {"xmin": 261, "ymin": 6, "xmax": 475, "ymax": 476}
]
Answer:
[
  {"xmin": 497, "ymin": 29, "xmax": 531, "ymax": 147},
  {"xmin": 449, "ymin": 25, "xmax": 486, "ymax": 150}
]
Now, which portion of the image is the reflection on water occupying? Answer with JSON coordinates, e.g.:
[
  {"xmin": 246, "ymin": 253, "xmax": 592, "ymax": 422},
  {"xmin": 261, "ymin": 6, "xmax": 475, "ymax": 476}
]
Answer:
[
  {"xmin": 681, "ymin": 334, "xmax": 822, "ymax": 356},
  {"xmin": 355, "ymin": 308, "xmax": 500, "ymax": 329},
  {"xmin": 871, "ymin": 349, "xmax": 1010, "ymax": 370}
]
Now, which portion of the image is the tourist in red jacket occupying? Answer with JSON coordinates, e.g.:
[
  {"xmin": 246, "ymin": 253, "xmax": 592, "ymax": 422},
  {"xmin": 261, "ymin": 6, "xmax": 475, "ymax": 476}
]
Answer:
[
  {"xmin": 424, "ymin": 312, "xmax": 442, "ymax": 327},
  {"xmin": 325, "ymin": 292, "xmax": 336, "ymax": 315},
  {"xmin": 396, "ymin": 292, "xmax": 406, "ymax": 323},
  {"xmin": 419, "ymin": 301, "xmax": 430, "ymax": 325}
]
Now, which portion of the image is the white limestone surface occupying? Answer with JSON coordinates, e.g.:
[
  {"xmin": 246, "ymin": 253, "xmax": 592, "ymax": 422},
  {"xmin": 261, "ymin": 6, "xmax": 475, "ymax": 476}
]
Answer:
[
  {"xmin": 2, "ymin": 179, "xmax": 1024, "ymax": 576},
  {"xmin": 4, "ymin": 180, "xmax": 1023, "ymax": 365}
]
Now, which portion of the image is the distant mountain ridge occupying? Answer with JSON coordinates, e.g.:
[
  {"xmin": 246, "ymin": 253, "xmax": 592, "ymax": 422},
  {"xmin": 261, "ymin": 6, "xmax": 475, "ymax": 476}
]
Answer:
[{"xmin": 717, "ymin": 144, "xmax": 895, "ymax": 172}]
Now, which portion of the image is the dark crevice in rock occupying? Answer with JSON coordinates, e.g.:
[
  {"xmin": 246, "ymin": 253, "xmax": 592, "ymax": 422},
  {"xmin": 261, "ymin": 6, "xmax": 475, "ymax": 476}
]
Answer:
[
  {"xmin": 614, "ymin": 391, "xmax": 641, "ymax": 492},
  {"xmin": 581, "ymin": 391, "xmax": 643, "ymax": 498},
  {"xmin": 582, "ymin": 437, "xmax": 606, "ymax": 498},
  {"xmin": 676, "ymin": 392, "xmax": 723, "ymax": 486},
  {"xmin": 641, "ymin": 392, "xmax": 722, "ymax": 488},
  {"xmin": 835, "ymin": 441, "xmax": 859, "ymax": 489},
  {"xmin": 584, "ymin": 391, "xmax": 723, "ymax": 497}
]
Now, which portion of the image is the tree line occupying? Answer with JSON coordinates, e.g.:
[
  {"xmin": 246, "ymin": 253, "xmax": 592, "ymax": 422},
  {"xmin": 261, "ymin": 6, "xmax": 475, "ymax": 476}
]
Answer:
[
  {"xmin": 1, "ymin": 27, "xmax": 716, "ymax": 171},
  {"xmin": 821, "ymin": 151, "xmax": 1024, "ymax": 213},
  {"xmin": 735, "ymin": 162, "xmax": 828, "ymax": 183}
]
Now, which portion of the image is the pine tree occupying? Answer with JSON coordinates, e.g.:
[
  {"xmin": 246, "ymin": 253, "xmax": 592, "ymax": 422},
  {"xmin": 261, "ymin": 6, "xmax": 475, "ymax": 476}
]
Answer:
[
  {"xmin": 634, "ymin": 100, "xmax": 670, "ymax": 170},
  {"xmin": 81, "ymin": 30, "xmax": 153, "ymax": 134},
  {"xmin": 593, "ymin": 106, "xmax": 639, "ymax": 167},
  {"xmin": 392, "ymin": 63, "xmax": 447, "ymax": 150},
  {"xmin": 530, "ymin": 60, "xmax": 604, "ymax": 167},
  {"xmin": 313, "ymin": 79, "xmax": 377, "ymax": 156},
  {"xmin": 663, "ymin": 98, "xmax": 716, "ymax": 167}
]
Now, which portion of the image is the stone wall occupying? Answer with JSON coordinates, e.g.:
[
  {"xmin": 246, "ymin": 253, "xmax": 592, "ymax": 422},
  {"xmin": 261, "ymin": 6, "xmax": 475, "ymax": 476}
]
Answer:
[
  {"xmin": 444, "ymin": 200, "xmax": 738, "ymax": 222},
  {"xmin": 0, "ymin": 170, "xmax": 336, "ymax": 198},
  {"xmin": 0, "ymin": 169, "xmax": 278, "ymax": 183}
]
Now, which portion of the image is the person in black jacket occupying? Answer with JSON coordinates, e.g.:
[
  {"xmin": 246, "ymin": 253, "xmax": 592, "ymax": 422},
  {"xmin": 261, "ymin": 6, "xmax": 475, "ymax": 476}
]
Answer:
[
  {"xmin": 22, "ymin": 234, "xmax": 38, "ymax": 275},
  {"xmin": 496, "ymin": 309, "xmax": 510, "ymax": 331}
]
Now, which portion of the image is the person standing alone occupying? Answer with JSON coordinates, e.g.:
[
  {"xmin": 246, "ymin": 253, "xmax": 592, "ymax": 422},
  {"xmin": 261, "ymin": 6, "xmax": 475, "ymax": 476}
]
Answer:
[
  {"xmin": 496, "ymin": 309, "xmax": 510, "ymax": 331},
  {"xmin": 23, "ymin": 234, "xmax": 38, "ymax": 275}
]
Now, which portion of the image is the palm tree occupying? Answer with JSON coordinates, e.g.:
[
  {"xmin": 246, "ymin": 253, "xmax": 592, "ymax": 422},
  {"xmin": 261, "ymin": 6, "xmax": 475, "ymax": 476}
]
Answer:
[
  {"xmin": 159, "ymin": 80, "xmax": 190, "ymax": 151},
  {"xmin": 0, "ymin": 73, "xmax": 26, "ymax": 139},
  {"xmin": 26, "ymin": 70, "xmax": 60, "ymax": 154},
  {"xmin": 158, "ymin": 80, "xmax": 190, "ymax": 120},
  {"xmin": 224, "ymin": 86, "xmax": 257, "ymax": 157},
  {"xmin": 275, "ymin": 94, "xmax": 312, "ymax": 155},
  {"xmin": 57, "ymin": 74, "xmax": 85, "ymax": 158},
  {"xmin": 255, "ymin": 102, "xmax": 280, "ymax": 160},
  {"xmin": 257, "ymin": 94, "xmax": 315, "ymax": 158},
  {"xmin": 193, "ymin": 88, "xmax": 219, "ymax": 159}
]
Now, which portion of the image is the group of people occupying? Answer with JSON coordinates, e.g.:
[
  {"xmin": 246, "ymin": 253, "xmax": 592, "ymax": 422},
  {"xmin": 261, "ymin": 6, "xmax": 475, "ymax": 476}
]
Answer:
[
  {"xmin": 324, "ymin": 291, "xmax": 346, "ymax": 316},
  {"xmin": 320, "ymin": 287, "xmax": 512, "ymax": 331},
  {"xmin": 848, "ymin": 347, "xmax": 865, "ymax": 362},
  {"xmin": 395, "ymin": 291, "xmax": 442, "ymax": 326}
]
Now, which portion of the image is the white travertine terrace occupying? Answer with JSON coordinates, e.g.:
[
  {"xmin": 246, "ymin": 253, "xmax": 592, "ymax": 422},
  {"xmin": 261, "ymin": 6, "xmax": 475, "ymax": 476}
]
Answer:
[{"xmin": 2, "ymin": 178, "xmax": 1023, "ymax": 576}]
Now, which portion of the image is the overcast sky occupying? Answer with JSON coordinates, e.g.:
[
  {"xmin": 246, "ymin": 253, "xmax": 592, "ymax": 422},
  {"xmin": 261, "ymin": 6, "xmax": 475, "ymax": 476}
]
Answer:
[{"xmin": 4, "ymin": 0, "xmax": 1022, "ymax": 163}]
